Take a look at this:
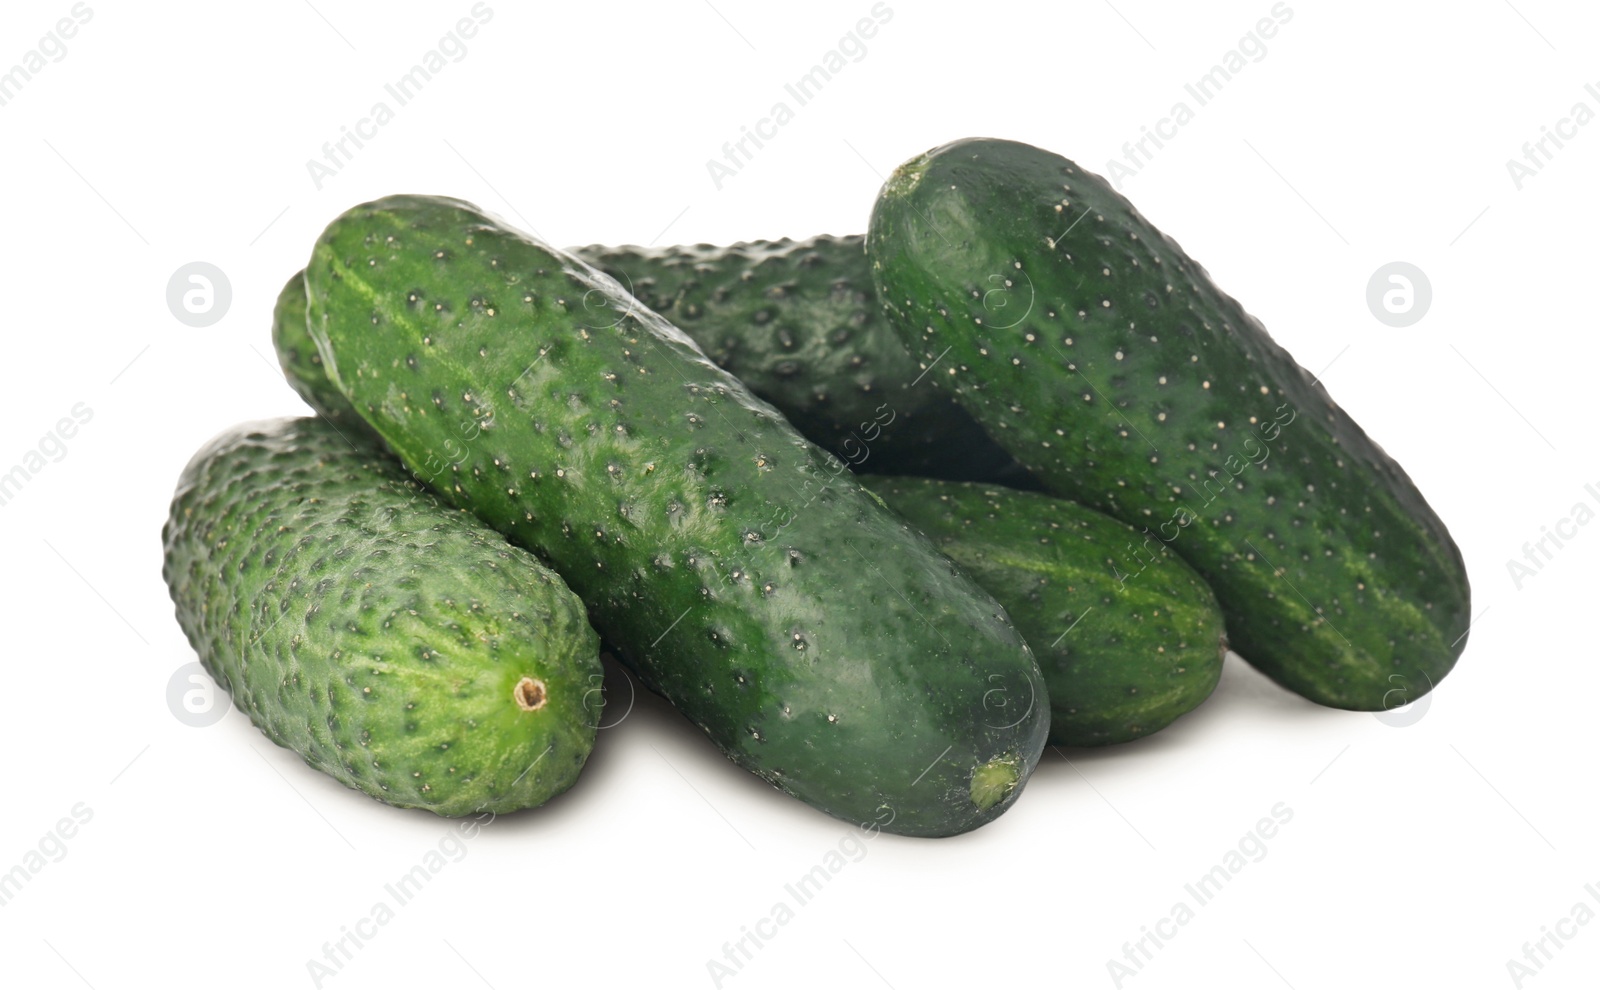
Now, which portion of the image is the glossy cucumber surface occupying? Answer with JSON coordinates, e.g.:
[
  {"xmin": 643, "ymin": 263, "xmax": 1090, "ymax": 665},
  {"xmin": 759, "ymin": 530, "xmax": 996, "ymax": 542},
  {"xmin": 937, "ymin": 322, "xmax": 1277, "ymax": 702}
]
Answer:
[
  {"xmin": 868, "ymin": 138, "xmax": 1469, "ymax": 710},
  {"xmin": 306, "ymin": 195, "xmax": 1049, "ymax": 836}
]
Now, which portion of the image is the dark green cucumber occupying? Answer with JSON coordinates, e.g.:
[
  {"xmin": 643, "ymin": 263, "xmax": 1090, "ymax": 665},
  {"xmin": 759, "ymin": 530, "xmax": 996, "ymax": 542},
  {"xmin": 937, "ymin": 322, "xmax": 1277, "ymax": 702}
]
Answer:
[
  {"xmin": 161, "ymin": 417, "xmax": 603, "ymax": 815},
  {"xmin": 867, "ymin": 138, "xmax": 1470, "ymax": 711},
  {"xmin": 862, "ymin": 476, "xmax": 1226, "ymax": 745},
  {"xmin": 305, "ymin": 195, "xmax": 1048, "ymax": 837},
  {"xmin": 271, "ymin": 272, "xmax": 369, "ymax": 431},
  {"xmin": 275, "ymin": 238, "xmax": 1032, "ymax": 486},
  {"xmin": 571, "ymin": 236, "xmax": 1025, "ymax": 485}
]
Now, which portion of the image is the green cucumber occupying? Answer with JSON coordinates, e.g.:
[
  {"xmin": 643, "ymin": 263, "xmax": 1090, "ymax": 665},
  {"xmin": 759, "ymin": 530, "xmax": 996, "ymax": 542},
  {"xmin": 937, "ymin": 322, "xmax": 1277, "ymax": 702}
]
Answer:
[
  {"xmin": 276, "ymin": 236, "xmax": 1032, "ymax": 485},
  {"xmin": 867, "ymin": 138, "xmax": 1470, "ymax": 710},
  {"xmin": 271, "ymin": 272, "xmax": 367, "ymax": 431},
  {"xmin": 862, "ymin": 476, "xmax": 1226, "ymax": 745},
  {"xmin": 573, "ymin": 236, "xmax": 1025, "ymax": 484},
  {"xmin": 161, "ymin": 417, "xmax": 602, "ymax": 815},
  {"xmin": 305, "ymin": 195, "xmax": 1049, "ymax": 837}
]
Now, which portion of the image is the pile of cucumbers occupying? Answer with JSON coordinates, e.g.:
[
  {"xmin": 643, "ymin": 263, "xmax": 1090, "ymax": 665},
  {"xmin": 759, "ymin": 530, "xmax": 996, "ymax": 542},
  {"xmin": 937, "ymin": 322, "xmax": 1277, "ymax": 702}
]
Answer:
[{"xmin": 163, "ymin": 137, "xmax": 1470, "ymax": 838}]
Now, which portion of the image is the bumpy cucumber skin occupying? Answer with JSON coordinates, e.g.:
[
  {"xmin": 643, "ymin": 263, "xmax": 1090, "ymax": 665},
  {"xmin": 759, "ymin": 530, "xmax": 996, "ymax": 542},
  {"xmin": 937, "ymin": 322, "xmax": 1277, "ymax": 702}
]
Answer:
[
  {"xmin": 276, "ymin": 241, "xmax": 1039, "ymax": 490},
  {"xmin": 162, "ymin": 417, "xmax": 602, "ymax": 816},
  {"xmin": 306, "ymin": 195, "xmax": 1048, "ymax": 837},
  {"xmin": 867, "ymin": 138, "xmax": 1469, "ymax": 711},
  {"xmin": 862, "ymin": 477, "xmax": 1226, "ymax": 746},
  {"xmin": 571, "ymin": 237, "xmax": 1029, "ymax": 486},
  {"xmin": 271, "ymin": 272, "xmax": 369, "ymax": 430}
]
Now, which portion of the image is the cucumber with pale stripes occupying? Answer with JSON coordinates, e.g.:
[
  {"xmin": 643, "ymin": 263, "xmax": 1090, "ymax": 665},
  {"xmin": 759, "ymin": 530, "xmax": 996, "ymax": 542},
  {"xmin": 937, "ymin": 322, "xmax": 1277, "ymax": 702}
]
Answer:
[
  {"xmin": 864, "ymin": 476, "xmax": 1226, "ymax": 745},
  {"xmin": 867, "ymin": 137, "xmax": 1470, "ymax": 710},
  {"xmin": 305, "ymin": 194, "xmax": 1049, "ymax": 837}
]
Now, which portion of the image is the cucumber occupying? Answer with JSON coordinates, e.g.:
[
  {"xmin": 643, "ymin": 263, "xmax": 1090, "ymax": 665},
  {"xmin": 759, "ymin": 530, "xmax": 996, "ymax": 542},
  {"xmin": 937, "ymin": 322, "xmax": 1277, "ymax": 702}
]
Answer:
[
  {"xmin": 867, "ymin": 138, "xmax": 1470, "ymax": 711},
  {"xmin": 572, "ymin": 236, "xmax": 1025, "ymax": 484},
  {"xmin": 305, "ymin": 195, "xmax": 1049, "ymax": 837},
  {"xmin": 271, "ymin": 271, "xmax": 367, "ymax": 431},
  {"xmin": 162, "ymin": 417, "xmax": 603, "ymax": 815},
  {"xmin": 275, "ymin": 236, "xmax": 1033, "ymax": 486},
  {"xmin": 862, "ymin": 476, "xmax": 1226, "ymax": 745}
]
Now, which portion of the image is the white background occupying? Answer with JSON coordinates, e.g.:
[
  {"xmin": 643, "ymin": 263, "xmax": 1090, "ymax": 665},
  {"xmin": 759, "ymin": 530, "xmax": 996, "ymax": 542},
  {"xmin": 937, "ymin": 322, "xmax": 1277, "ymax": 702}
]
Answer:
[{"xmin": 1, "ymin": 1, "xmax": 1594, "ymax": 987}]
